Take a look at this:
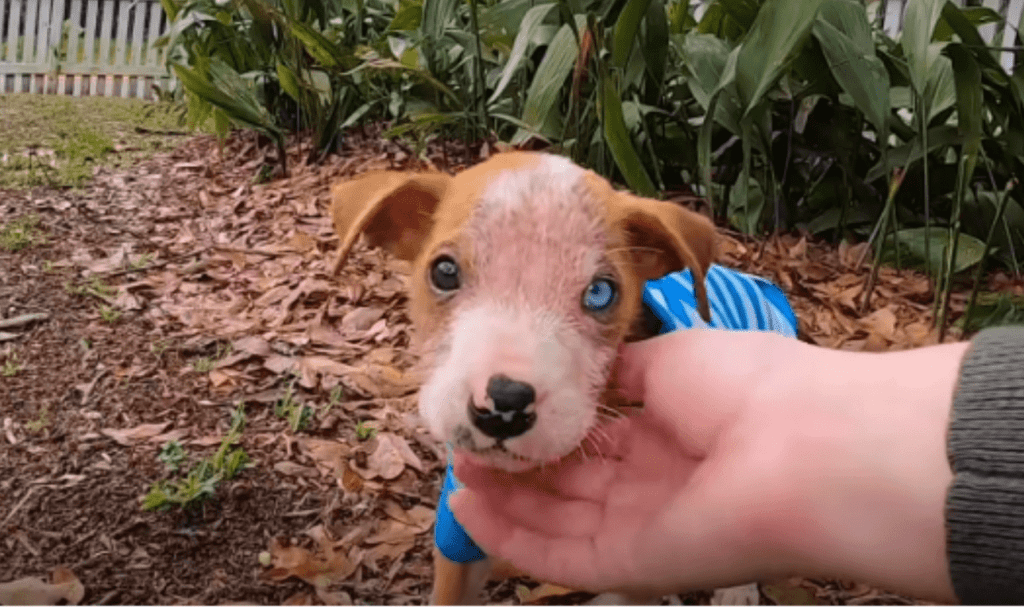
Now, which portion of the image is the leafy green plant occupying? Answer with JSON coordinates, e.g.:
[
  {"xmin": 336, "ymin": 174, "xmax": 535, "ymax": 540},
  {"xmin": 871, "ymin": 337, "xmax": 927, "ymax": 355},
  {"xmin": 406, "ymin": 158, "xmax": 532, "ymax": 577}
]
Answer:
[
  {"xmin": 25, "ymin": 406, "xmax": 51, "ymax": 434},
  {"xmin": 143, "ymin": 403, "xmax": 249, "ymax": 511},
  {"xmin": 65, "ymin": 276, "xmax": 117, "ymax": 300},
  {"xmin": 157, "ymin": 441, "xmax": 188, "ymax": 472},
  {"xmin": 0, "ymin": 215, "xmax": 46, "ymax": 251},
  {"xmin": 155, "ymin": 0, "xmax": 1024, "ymax": 334},
  {"xmin": 275, "ymin": 378, "xmax": 312, "ymax": 432},
  {"xmin": 356, "ymin": 420, "xmax": 378, "ymax": 441},
  {"xmin": 2, "ymin": 352, "xmax": 23, "ymax": 377},
  {"xmin": 192, "ymin": 343, "xmax": 231, "ymax": 373}
]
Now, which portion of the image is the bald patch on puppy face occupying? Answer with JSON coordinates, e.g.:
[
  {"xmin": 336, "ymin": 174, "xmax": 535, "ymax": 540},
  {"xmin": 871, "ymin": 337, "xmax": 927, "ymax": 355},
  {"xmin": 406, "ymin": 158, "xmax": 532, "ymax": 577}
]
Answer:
[{"xmin": 478, "ymin": 153, "xmax": 586, "ymax": 214}]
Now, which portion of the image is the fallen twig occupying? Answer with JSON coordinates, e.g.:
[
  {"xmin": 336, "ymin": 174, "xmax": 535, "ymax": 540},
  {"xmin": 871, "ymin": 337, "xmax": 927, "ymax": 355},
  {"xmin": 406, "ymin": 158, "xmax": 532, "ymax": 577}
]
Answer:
[
  {"xmin": 98, "ymin": 248, "xmax": 207, "ymax": 279},
  {"xmin": 0, "ymin": 312, "xmax": 49, "ymax": 330},
  {"xmin": 1, "ymin": 487, "xmax": 35, "ymax": 527}
]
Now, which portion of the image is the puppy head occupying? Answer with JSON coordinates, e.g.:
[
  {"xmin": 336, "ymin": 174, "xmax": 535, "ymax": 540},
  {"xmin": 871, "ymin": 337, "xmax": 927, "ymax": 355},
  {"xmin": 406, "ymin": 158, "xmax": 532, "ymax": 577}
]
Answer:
[{"xmin": 330, "ymin": 152, "xmax": 715, "ymax": 470}]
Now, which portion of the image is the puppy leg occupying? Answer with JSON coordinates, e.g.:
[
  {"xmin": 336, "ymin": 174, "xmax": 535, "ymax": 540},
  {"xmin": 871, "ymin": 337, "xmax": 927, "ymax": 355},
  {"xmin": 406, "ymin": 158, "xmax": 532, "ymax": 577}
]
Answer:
[{"xmin": 431, "ymin": 548, "xmax": 492, "ymax": 605}]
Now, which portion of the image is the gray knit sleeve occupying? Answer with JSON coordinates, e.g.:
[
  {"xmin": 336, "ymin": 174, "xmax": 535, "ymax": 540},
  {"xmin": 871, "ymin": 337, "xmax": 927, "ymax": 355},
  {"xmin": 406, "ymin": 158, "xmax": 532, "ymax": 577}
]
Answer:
[{"xmin": 947, "ymin": 325, "xmax": 1024, "ymax": 604}]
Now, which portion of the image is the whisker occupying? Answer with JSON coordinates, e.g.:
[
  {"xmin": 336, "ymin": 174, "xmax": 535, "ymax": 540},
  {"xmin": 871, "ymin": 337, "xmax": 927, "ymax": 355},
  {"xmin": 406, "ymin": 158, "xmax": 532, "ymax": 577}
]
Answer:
[{"xmin": 605, "ymin": 245, "xmax": 663, "ymax": 257}]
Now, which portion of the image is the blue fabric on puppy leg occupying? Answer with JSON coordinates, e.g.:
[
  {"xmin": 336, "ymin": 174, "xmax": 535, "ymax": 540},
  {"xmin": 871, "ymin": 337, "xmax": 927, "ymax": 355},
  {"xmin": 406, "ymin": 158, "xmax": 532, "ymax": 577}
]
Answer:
[{"xmin": 435, "ymin": 458, "xmax": 488, "ymax": 563}]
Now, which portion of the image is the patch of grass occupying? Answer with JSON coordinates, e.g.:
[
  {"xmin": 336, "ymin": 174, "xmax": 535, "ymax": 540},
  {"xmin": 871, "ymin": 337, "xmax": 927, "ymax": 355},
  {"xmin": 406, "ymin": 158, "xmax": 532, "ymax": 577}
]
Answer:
[
  {"xmin": 129, "ymin": 253, "xmax": 154, "ymax": 270},
  {"xmin": 275, "ymin": 378, "xmax": 313, "ymax": 432},
  {"xmin": 192, "ymin": 343, "xmax": 230, "ymax": 373},
  {"xmin": 150, "ymin": 339, "xmax": 170, "ymax": 356},
  {"xmin": 2, "ymin": 352, "xmax": 23, "ymax": 377},
  {"xmin": 65, "ymin": 275, "xmax": 117, "ymax": 300},
  {"xmin": 320, "ymin": 385, "xmax": 344, "ymax": 418},
  {"xmin": 356, "ymin": 420, "xmax": 378, "ymax": 441},
  {"xmin": 98, "ymin": 304, "xmax": 122, "ymax": 323},
  {"xmin": 0, "ymin": 94, "xmax": 205, "ymax": 189},
  {"xmin": 143, "ymin": 404, "xmax": 249, "ymax": 512},
  {"xmin": 0, "ymin": 215, "xmax": 47, "ymax": 251},
  {"xmin": 24, "ymin": 406, "xmax": 51, "ymax": 433}
]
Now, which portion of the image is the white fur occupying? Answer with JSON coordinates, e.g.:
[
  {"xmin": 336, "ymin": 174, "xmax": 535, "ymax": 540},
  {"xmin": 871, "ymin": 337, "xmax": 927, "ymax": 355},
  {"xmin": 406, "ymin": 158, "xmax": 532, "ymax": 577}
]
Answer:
[{"xmin": 418, "ymin": 300, "xmax": 597, "ymax": 470}]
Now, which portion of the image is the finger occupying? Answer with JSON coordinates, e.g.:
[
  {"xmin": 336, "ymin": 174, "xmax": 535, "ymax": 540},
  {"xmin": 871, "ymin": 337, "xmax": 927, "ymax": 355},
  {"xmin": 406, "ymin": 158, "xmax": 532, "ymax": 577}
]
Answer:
[
  {"xmin": 453, "ymin": 447, "xmax": 625, "ymax": 503},
  {"xmin": 449, "ymin": 489, "xmax": 608, "ymax": 591},
  {"xmin": 449, "ymin": 469, "xmax": 605, "ymax": 538}
]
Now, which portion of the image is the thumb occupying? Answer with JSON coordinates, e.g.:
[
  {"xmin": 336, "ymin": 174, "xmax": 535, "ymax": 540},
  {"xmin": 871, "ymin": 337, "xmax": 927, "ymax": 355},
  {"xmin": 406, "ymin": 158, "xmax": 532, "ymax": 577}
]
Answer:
[{"xmin": 614, "ymin": 331, "xmax": 701, "ymax": 403}]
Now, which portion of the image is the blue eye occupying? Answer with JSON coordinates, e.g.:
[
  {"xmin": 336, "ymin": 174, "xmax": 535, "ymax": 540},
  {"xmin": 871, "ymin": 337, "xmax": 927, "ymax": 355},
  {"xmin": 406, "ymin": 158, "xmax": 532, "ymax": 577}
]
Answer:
[{"xmin": 582, "ymin": 278, "xmax": 617, "ymax": 312}]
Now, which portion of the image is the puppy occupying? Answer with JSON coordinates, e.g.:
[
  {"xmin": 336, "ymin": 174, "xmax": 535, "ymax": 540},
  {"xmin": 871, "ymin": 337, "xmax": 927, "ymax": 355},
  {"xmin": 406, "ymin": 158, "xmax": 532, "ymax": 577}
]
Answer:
[{"xmin": 329, "ymin": 151, "xmax": 797, "ymax": 604}]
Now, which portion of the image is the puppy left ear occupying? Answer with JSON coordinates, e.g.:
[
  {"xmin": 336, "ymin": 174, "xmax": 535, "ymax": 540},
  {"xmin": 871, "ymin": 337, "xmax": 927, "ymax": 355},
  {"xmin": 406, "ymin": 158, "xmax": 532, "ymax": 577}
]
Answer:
[{"xmin": 611, "ymin": 193, "xmax": 717, "ymax": 323}]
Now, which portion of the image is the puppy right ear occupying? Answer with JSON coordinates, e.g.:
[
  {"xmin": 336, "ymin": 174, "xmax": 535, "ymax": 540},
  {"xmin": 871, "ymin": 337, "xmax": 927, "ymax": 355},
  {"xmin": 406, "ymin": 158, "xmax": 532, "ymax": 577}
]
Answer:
[{"xmin": 329, "ymin": 170, "xmax": 451, "ymax": 274}]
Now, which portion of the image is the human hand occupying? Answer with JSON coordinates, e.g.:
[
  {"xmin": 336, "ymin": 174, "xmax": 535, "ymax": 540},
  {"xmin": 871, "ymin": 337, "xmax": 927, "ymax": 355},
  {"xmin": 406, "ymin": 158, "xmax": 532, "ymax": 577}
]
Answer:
[{"xmin": 449, "ymin": 329, "xmax": 966, "ymax": 602}]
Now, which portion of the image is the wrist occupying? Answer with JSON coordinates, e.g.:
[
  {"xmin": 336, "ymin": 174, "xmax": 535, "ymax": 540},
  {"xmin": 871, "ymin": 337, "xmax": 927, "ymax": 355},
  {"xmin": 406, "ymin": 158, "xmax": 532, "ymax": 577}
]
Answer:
[{"xmin": 759, "ymin": 340, "xmax": 966, "ymax": 602}]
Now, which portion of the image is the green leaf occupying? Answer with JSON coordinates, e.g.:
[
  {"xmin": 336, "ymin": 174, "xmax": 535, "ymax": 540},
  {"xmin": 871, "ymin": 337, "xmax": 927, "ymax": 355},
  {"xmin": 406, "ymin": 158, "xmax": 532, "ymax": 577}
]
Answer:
[
  {"xmin": 733, "ymin": 0, "xmax": 826, "ymax": 118},
  {"xmin": 159, "ymin": 0, "xmax": 180, "ymax": 22},
  {"xmin": 612, "ymin": 0, "xmax": 653, "ymax": 68},
  {"xmin": 289, "ymin": 20, "xmax": 349, "ymax": 69},
  {"xmin": 887, "ymin": 227, "xmax": 987, "ymax": 274},
  {"xmin": 923, "ymin": 44, "xmax": 956, "ymax": 123},
  {"xmin": 641, "ymin": 0, "xmax": 669, "ymax": 86},
  {"xmin": 683, "ymin": 33, "xmax": 741, "ymax": 134},
  {"xmin": 171, "ymin": 61, "xmax": 279, "ymax": 137},
  {"xmin": 865, "ymin": 124, "xmax": 961, "ymax": 182},
  {"xmin": 601, "ymin": 74, "xmax": 657, "ymax": 197},
  {"xmin": 813, "ymin": 3, "xmax": 889, "ymax": 135},
  {"xmin": 945, "ymin": 43, "xmax": 982, "ymax": 171},
  {"xmin": 902, "ymin": 0, "xmax": 944, "ymax": 96},
  {"xmin": 276, "ymin": 62, "xmax": 304, "ymax": 104},
  {"xmin": 698, "ymin": 87, "xmax": 725, "ymax": 209},
  {"xmin": 512, "ymin": 17, "xmax": 584, "ymax": 143},
  {"xmin": 389, "ymin": 0, "xmax": 423, "ymax": 31},
  {"xmin": 729, "ymin": 171, "xmax": 763, "ymax": 234},
  {"xmin": 489, "ymin": 2, "xmax": 558, "ymax": 104}
]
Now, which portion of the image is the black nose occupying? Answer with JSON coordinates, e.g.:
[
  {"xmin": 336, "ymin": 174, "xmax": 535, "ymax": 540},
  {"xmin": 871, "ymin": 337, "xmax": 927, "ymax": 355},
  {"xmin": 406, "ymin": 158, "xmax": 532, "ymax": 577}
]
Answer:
[
  {"xmin": 468, "ymin": 375, "xmax": 537, "ymax": 440},
  {"xmin": 488, "ymin": 375, "xmax": 536, "ymax": 412}
]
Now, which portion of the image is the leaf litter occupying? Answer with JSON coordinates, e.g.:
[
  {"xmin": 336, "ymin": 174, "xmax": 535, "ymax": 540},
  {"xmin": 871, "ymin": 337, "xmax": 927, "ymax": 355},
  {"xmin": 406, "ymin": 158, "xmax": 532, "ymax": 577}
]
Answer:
[{"xmin": 0, "ymin": 123, "xmax": 999, "ymax": 604}]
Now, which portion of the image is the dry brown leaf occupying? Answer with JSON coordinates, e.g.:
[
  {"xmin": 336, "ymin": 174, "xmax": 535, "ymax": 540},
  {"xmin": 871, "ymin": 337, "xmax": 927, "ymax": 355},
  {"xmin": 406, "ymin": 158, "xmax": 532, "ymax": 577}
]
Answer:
[
  {"xmin": 352, "ymin": 432, "xmax": 410, "ymax": 480},
  {"xmin": 233, "ymin": 335, "xmax": 272, "ymax": 356},
  {"xmin": 859, "ymin": 306, "xmax": 897, "ymax": 341},
  {"xmin": 150, "ymin": 429, "xmax": 188, "ymax": 445},
  {"xmin": 0, "ymin": 567, "xmax": 84, "ymax": 605},
  {"xmin": 274, "ymin": 461, "xmax": 319, "ymax": 478},
  {"xmin": 100, "ymin": 422, "xmax": 171, "ymax": 446},
  {"xmin": 516, "ymin": 583, "xmax": 576, "ymax": 604},
  {"xmin": 338, "ymin": 462, "xmax": 364, "ymax": 493},
  {"xmin": 382, "ymin": 500, "xmax": 434, "ymax": 532},
  {"xmin": 385, "ymin": 432, "xmax": 424, "ymax": 473},
  {"xmin": 298, "ymin": 438, "xmax": 350, "ymax": 477},
  {"xmin": 299, "ymin": 356, "xmax": 358, "ymax": 378},
  {"xmin": 261, "ymin": 527, "xmax": 356, "ymax": 588},
  {"xmin": 264, "ymin": 354, "xmax": 298, "ymax": 375},
  {"xmin": 287, "ymin": 232, "xmax": 318, "ymax": 253},
  {"xmin": 363, "ymin": 540, "xmax": 415, "ymax": 568},
  {"xmin": 341, "ymin": 307, "xmax": 385, "ymax": 333},
  {"xmin": 308, "ymin": 325, "xmax": 353, "ymax": 348},
  {"xmin": 365, "ymin": 520, "xmax": 422, "ymax": 545}
]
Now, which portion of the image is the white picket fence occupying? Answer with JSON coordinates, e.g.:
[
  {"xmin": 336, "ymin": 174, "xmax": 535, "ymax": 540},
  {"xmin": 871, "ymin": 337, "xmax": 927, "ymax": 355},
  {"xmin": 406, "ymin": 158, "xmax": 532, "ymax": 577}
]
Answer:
[
  {"xmin": 0, "ymin": 0, "xmax": 172, "ymax": 99},
  {"xmin": 1, "ymin": 0, "xmax": 1024, "ymax": 101}
]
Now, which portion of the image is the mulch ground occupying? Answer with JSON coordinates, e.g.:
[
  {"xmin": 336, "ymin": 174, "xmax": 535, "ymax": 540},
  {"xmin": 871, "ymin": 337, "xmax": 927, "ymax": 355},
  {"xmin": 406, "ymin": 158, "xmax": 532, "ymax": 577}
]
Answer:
[{"xmin": 2, "ymin": 126, "xmax": 1020, "ymax": 605}]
